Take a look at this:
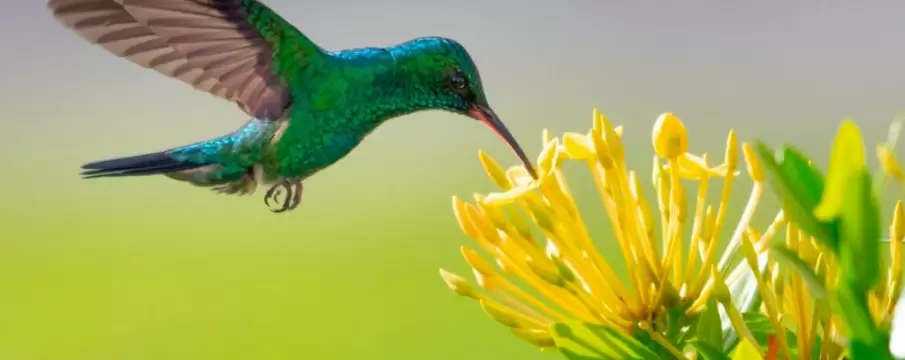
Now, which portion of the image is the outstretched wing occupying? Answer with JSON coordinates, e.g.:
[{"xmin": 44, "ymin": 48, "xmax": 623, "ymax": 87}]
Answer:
[{"xmin": 47, "ymin": 0, "xmax": 327, "ymax": 120}]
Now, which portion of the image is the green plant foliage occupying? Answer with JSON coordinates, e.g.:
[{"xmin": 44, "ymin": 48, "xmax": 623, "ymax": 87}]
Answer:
[
  {"xmin": 820, "ymin": 122, "xmax": 889, "ymax": 359},
  {"xmin": 696, "ymin": 297, "xmax": 723, "ymax": 351},
  {"xmin": 758, "ymin": 120, "xmax": 895, "ymax": 360},
  {"xmin": 690, "ymin": 340, "xmax": 731, "ymax": 360},
  {"xmin": 755, "ymin": 142, "xmax": 838, "ymax": 250},
  {"xmin": 770, "ymin": 245, "xmax": 828, "ymax": 299}
]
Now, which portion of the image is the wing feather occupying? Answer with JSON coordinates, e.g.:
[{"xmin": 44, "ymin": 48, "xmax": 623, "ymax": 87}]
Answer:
[{"xmin": 48, "ymin": 0, "xmax": 326, "ymax": 120}]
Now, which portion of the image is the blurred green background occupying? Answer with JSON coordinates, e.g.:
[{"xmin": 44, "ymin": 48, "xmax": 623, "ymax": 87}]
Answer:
[{"xmin": 2, "ymin": 1, "xmax": 905, "ymax": 359}]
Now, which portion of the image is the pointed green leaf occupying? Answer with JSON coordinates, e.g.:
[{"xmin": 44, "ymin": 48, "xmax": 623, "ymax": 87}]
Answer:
[
  {"xmin": 755, "ymin": 142, "xmax": 838, "ymax": 251},
  {"xmin": 723, "ymin": 310, "xmax": 779, "ymax": 354},
  {"xmin": 697, "ymin": 297, "xmax": 723, "ymax": 349},
  {"xmin": 742, "ymin": 312, "xmax": 775, "ymax": 353},
  {"xmin": 848, "ymin": 337, "xmax": 894, "ymax": 360},
  {"xmin": 742, "ymin": 312, "xmax": 773, "ymax": 337},
  {"xmin": 833, "ymin": 287, "xmax": 881, "ymax": 350},
  {"xmin": 838, "ymin": 169, "xmax": 882, "ymax": 295},
  {"xmin": 815, "ymin": 121, "xmax": 890, "ymax": 360},
  {"xmin": 815, "ymin": 120, "xmax": 867, "ymax": 221},
  {"xmin": 691, "ymin": 339, "xmax": 732, "ymax": 360},
  {"xmin": 770, "ymin": 245, "xmax": 827, "ymax": 299},
  {"xmin": 550, "ymin": 322, "xmax": 663, "ymax": 360}
]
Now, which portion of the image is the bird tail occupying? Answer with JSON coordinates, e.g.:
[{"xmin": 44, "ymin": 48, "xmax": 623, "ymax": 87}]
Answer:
[{"xmin": 80, "ymin": 151, "xmax": 207, "ymax": 179}]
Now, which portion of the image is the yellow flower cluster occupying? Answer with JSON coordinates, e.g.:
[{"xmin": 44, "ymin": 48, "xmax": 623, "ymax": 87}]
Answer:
[
  {"xmin": 440, "ymin": 110, "xmax": 905, "ymax": 359},
  {"xmin": 439, "ymin": 110, "xmax": 779, "ymax": 357}
]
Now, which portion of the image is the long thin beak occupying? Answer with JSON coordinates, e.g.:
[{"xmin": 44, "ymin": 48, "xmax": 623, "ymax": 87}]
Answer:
[{"xmin": 468, "ymin": 105, "xmax": 538, "ymax": 179}]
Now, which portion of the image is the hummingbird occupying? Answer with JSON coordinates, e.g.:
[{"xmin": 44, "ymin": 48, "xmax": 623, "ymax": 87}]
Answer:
[{"xmin": 49, "ymin": 0, "xmax": 537, "ymax": 213}]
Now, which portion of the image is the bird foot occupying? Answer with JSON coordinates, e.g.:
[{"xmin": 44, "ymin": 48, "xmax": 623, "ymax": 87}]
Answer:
[{"xmin": 264, "ymin": 179, "xmax": 303, "ymax": 213}]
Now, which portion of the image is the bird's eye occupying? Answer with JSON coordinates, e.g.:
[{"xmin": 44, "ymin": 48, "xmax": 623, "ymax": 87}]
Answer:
[{"xmin": 448, "ymin": 70, "xmax": 468, "ymax": 92}]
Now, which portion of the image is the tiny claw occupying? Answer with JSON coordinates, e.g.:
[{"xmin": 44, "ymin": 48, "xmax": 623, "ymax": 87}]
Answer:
[
  {"xmin": 264, "ymin": 180, "xmax": 303, "ymax": 213},
  {"xmin": 288, "ymin": 182, "xmax": 303, "ymax": 210},
  {"xmin": 264, "ymin": 184, "xmax": 282, "ymax": 209}
]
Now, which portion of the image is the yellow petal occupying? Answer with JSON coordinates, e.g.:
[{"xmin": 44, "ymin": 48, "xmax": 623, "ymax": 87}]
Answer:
[
  {"xmin": 598, "ymin": 112, "xmax": 625, "ymax": 162},
  {"xmin": 465, "ymin": 203, "xmax": 502, "ymax": 245},
  {"xmin": 725, "ymin": 130, "xmax": 739, "ymax": 172},
  {"xmin": 511, "ymin": 328, "xmax": 556, "ymax": 348},
  {"xmin": 439, "ymin": 269, "xmax": 479, "ymax": 299},
  {"xmin": 700, "ymin": 206, "xmax": 716, "ymax": 243},
  {"xmin": 461, "ymin": 246, "xmax": 497, "ymax": 277},
  {"xmin": 506, "ymin": 207, "xmax": 537, "ymax": 242},
  {"xmin": 894, "ymin": 201, "xmax": 905, "ymax": 242},
  {"xmin": 483, "ymin": 186, "xmax": 536, "ymax": 206},
  {"xmin": 651, "ymin": 156, "xmax": 662, "ymax": 187},
  {"xmin": 542, "ymin": 128, "xmax": 552, "ymax": 145},
  {"xmin": 476, "ymin": 198, "xmax": 513, "ymax": 232},
  {"xmin": 670, "ymin": 153, "xmax": 731, "ymax": 179},
  {"xmin": 526, "ymin": 256, "xmax": 566, "ymax": 287},
  {"xmin": 452, "ymin": 196, "xmax": 479, "ymax": 238},
  {"xmin": 592, "ymin": 110, "xmax": 615, "ymax": 169},
  {"xmin": 742, "ymin": 143, "xmax": 765, "ymax": 183},
  {"xmin": 479, "ymin": 151, "xmax": 512, "ymax": 189},
  {"xmin": 562, "ymin": 132, "xmax": 596, "ymax": 160},
  {"xmin": 479, "ymin": 298, "xmax": 527, "ymax": 328},
  {"xmin": 537, "ymin": 138, "xmax": 560, "ymax": 178},
  {"xmin": 507, "ymin": 166, "xmax": 536, "ymax": 188}
]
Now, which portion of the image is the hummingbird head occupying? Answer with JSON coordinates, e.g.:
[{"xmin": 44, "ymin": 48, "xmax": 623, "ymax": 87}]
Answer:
[{"xmin": 390, "ymin": 36, "xmax": 536, "ymax": 179}]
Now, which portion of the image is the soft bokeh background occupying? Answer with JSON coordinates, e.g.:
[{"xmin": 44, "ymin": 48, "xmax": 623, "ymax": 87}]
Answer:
[{"xmin": 1, "ymin": 1, "xmax": 905, "ymax": 359}]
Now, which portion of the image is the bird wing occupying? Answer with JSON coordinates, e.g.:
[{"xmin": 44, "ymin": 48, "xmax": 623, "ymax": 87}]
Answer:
[{"xmin": 47, "ymin": 0, "xmax": 327, "ymax": 120}]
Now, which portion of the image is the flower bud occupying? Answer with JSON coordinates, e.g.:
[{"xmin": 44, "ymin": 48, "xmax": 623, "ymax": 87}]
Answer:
[{"xmin": 652, "ymin": 113, "xmax": 689, "ymax": 159}]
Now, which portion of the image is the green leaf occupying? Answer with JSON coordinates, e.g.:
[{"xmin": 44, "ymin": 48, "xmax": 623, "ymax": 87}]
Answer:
[
  {"xmin": 659, "ymin": 304, "xmax": 696, "ymax": 352},
  {"xmin": 741, "ymin": 312, "xmax": 775, "ymax": 353},
  {"xmin": 755, "ymin": 142, "xmax": 838, "ymax": 251},
  {"xmin": 832, "ymin": 287, "xmax": 894, "ymax": 360},
  {"xmin": 742, "ymin": 312, "xmax": 773, "ymax": 337},
  {"xmin": 833, "ymin": 286, "xmax": 880, "ymax": 348},
  {"xmin": 736, "ymin": 311, "xmax": 828, "ymax": 359},
  {"xmin": 723, "ymin": 310, "xmax": 781, "ymax": 355},
  {"xmin": 769, "ymin": 245, "xmax": 828, "ymax": 299},
  {"xmin": 550, "ymin": 322, "xmax": 663, "ymax": 360},
  {"xmin": 838, "ymin": 169, "xmax": 883, "ymax": 295},
  {"xmin": 848, "ymin": 336, "xmax": 894, "ymax": 360},
  {"xmin": 690, "ymin": 339, "xmax": 732, "ymax": 360},
  {"xmin": 815, "ymin": 121, "xmax": 891, "ymax": 360},
  {"xmin": 816, "ymin": 121, "xmax": 868, "ymax": 221},
  {"xmin": 696, "ymin": 297, "xmax": 723, "ymax": 350}
]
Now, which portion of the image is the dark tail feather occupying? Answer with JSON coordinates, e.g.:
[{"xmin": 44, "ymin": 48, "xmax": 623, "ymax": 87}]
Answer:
[{"xmin": 80, "ymin": 152, "xmax": 204, "ymax": 179}]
